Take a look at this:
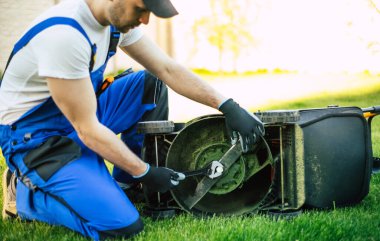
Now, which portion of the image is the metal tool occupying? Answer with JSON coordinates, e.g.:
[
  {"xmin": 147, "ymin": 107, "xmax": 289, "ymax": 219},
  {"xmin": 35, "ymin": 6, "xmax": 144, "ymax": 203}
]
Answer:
[
  {"xmin": 182, "ymin": 160, "xmax": 224, "ymax": 179},
  {"xmin": 183, "ymin": 143, "xmax": 243, "ymax": 209}
]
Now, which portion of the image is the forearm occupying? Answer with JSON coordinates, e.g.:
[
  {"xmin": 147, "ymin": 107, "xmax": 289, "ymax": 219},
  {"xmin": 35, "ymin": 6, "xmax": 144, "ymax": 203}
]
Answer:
[
  {"xmin": 77, "ymin": 120, "xmax": 147, "ymax": 176},
  {"xmin": 158, "ymin": 62, "xmax": 226, "ymax": 109},
  {"xmin": 123, "ymin": 36, "xmax": 226, "ymax": 109},
  {"xmin": 47, "ymin": 77, "xmax": 147, "ymax": 176}
]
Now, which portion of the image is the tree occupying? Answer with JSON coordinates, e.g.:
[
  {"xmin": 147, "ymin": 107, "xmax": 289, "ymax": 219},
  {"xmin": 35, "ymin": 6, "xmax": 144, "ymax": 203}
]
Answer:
[
  {"xmin": 367, "ymin": 0, "xmax": 380, "ymax": 56},
  {"xmin": 192, "ymin": 0, "xmax": 256, "ymax": 72}
]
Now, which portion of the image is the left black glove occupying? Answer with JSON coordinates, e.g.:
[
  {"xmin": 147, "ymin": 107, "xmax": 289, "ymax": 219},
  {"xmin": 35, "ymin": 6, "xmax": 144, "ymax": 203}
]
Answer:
[
  {"xmin": 134, "ymin": 165, "xmax": 185, "ymax": 193},
  {"xmin": 219, "ymin": 98, "xmax": 265, "ymax": 152}
]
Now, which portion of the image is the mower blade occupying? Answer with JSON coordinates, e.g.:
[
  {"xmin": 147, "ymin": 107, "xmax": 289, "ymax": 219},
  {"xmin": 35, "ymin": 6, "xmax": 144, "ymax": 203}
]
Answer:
[{"xmin": 183, "ymin": 144, "xmax": 243, "ymax": 209}]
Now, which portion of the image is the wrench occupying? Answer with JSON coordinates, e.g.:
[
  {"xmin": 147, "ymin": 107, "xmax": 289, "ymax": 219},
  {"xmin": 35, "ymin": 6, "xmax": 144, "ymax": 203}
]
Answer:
[{"xmin": 183, "ymin": 161, "xmax": 224, "ymax": 179}]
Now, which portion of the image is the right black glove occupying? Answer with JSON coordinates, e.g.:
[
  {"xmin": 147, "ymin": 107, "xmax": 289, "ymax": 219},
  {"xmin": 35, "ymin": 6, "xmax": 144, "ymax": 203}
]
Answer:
[
  {"xmin": 219, "ymin": 98, "xmax": 265, "ymax": 152},
  {"xmin": 134, "ymin": 165, "xmax": 185, "ymax": 193}
]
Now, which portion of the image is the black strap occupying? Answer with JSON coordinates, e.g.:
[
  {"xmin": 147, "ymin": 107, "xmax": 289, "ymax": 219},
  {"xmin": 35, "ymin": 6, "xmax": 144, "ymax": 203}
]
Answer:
[
  {"xmin": 107, "ymin": 26, "xmax": 120, "ymax": 58},
  {"xmin": 89, "ymin": 44, "xmax": 97, "ymax": 72},
  {"xmin": 0, "ymin": 50, "xmax": 15, "ymax": 86}
]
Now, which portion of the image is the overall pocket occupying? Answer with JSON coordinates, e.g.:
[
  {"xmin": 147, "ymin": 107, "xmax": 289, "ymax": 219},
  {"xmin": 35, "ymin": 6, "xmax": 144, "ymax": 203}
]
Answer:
[{"xmin": 23, "ymin": 136, "xmax": 81, "ymax": 181}]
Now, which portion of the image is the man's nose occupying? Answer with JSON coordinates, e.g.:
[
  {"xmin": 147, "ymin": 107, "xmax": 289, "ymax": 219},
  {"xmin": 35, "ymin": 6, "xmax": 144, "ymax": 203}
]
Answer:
[{"xmin": 139, "ymin": 11, "xmax": 151, "ymax": 25}]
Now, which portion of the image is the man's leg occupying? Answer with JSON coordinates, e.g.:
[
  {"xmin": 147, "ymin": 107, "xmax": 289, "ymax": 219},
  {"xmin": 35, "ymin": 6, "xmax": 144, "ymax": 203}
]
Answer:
[
  {"xmin": 2, "ymin": 167, "xmax": 17, "ymax": 219},
  {"xmin": 96, "ymin": 70, "xmax": 168, "ymax": 185},
  {"xmin": 13, "ymin": 137, "xmax": 143, "ymax": 240},
  {"xmin": 5, "ymin": 70, "xmax": 161, "ymax": 239}
]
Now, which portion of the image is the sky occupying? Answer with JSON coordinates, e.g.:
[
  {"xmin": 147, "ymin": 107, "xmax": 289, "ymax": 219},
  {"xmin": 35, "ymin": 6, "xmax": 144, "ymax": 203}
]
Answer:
[{"xmin": 171, "ymin": 0, "xmax": 380, "ymax": 73}]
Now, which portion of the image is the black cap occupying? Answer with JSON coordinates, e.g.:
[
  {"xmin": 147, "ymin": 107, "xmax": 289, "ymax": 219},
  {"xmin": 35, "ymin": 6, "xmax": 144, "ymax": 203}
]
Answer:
[{"xmin": 143, "ymin": 0, "xmax": 178, "ymax": 18}]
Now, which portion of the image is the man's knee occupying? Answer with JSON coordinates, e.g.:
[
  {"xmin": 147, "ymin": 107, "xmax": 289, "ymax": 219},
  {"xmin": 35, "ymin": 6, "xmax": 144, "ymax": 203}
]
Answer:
[
  {"xmin": 142, "ymin": 70, "xmax": 168, "ymax": 105},
  {"xmin": 141, "ymin": 70, "xmax": 168, "ymax": 121},
  {"xmin": 98, "ymin": 217, "xmax": 144, "ymax": 240}
]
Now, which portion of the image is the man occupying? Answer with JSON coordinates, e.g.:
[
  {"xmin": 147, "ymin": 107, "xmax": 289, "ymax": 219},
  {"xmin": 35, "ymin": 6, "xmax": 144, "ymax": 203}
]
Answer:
[{"xmin": 0, "ymin": 0, "xmax": 264, "ymax": 240}]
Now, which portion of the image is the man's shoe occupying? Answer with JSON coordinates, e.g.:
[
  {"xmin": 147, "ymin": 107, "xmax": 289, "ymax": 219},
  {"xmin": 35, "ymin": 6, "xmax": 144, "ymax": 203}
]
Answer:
[
  {"xmin": 2, "ymin": 168, "xmax": 17, "ymax": 219},
  {"xmin": 118, "ymin": 182, "xmax": 146, "ymax": 203}
]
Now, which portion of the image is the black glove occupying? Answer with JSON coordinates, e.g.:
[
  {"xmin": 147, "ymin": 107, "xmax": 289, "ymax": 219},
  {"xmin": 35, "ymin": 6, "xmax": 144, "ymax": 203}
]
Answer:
[
  {"xmin": 219, "ymin": 98, "xmax": 265, "ymax": 152},
  {"xmin": 134, "ymin": 165, "xmax": 185, "ymax": 193}
]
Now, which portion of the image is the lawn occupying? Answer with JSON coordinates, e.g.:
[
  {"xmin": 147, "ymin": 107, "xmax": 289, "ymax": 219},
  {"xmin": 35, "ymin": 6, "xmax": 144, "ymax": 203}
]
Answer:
[{"xmin": 1, "ymin": 81, "xmax": 380, "ymax": 241}]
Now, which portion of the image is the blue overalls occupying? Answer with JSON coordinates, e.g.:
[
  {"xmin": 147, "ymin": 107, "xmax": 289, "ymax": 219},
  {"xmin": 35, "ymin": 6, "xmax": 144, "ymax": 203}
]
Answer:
[{"xmin": 0, "ymin": 17, "xmax": 166, "ymax": 240}]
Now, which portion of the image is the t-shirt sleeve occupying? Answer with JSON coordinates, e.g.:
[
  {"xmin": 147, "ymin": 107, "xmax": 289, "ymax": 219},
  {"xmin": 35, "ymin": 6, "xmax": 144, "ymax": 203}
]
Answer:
[
  {"xmin": 119, "ymin": 27, "xmax": 144, "ymax": 47},
  {"xmin": 32, "ymin": 25, "xmax": 91, "ymax": 79}
]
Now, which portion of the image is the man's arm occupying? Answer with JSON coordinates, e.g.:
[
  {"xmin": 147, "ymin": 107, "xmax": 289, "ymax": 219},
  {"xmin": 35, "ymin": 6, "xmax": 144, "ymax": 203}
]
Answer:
[
  {"xmin": 47, "ymin": 76, "xmax": 147, "ymax": 176},
  {"xmin": 121, "ymin": 35, "xmax": 226, "ymax": 109},
  {"xmin": 47, "ymin": 76, "xmax": 184, "ymax": 192},
  {"xmin": 122, "ymin": 35, "xmax": 265, "ymax": 152}
]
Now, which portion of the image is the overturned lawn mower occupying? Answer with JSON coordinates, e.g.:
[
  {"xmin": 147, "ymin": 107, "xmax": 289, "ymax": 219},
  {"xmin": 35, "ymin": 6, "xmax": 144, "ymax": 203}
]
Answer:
[{"xmin": 136, "ymin": 105, "xmax": 380, "ymax": 219}]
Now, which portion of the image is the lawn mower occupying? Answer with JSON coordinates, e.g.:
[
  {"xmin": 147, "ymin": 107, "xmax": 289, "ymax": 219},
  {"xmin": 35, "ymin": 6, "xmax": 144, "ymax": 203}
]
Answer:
[{"xmin": 136, "ymin": 105, "xmax": 380, "ymax": 218}]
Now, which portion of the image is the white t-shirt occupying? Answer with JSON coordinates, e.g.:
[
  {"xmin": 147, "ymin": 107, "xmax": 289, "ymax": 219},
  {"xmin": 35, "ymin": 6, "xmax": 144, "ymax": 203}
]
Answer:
[{"xmin": 0, "ymin": 0, "xmax": 143, "ymax": 125}]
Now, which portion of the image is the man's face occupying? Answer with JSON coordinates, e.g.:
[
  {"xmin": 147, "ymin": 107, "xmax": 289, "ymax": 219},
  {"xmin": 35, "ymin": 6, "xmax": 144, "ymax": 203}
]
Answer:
[{"xmin": 108, "ymin": 0, "xmax": 151, "ymax": 33}]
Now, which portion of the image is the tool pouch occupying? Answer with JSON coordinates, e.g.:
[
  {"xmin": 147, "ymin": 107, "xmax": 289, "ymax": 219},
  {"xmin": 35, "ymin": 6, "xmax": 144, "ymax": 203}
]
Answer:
[{"xmin": 23, "ymin": 136, "xmax": 81, "ymax": 181}]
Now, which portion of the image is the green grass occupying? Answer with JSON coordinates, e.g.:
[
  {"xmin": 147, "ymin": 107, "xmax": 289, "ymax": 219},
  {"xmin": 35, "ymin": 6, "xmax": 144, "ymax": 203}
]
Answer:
[
  {"xmin": 1, "ymin": 83, "xmax": 380, "ymax": 241},
  {"xmin": 257, "ymin": 81, "xmax": 380, "ymax": 111}
]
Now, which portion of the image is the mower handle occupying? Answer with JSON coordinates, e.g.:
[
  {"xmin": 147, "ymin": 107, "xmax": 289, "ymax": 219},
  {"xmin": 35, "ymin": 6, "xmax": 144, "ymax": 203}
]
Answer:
[
  {"xmin": 362, "ymin": 106, "xmax": 380, "ymax": 118},
  {"xmin": 362, "ymin": 106, "xmax": 380, "ymax": 113},
  {"xmin": 362, "ymin": 106, "xmax": 380, "ymax": 174}
]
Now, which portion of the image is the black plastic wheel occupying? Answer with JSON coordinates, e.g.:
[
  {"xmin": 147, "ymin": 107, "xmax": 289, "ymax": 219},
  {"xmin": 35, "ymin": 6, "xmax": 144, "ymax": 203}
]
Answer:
[
  {"xmin": 137, "ymin": 120, "xmax": 175, "ymax": 134},
  {"xmin": 266, "ymin": 209, "xmax": 302, "ymax": 220},
  {"xmin": 142, "ymin": 207, "xmax": 177, "ymax": 220},
  {"xmin": 373, "ymin": 157, "xmax": 380, "ymax": 174}
]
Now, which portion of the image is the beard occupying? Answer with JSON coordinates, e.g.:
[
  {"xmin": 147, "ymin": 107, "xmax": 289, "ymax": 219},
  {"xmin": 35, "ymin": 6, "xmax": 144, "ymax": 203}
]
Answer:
[{"xmin": 108, "ymin": 2, "xmax": 139, "ymax": 33}]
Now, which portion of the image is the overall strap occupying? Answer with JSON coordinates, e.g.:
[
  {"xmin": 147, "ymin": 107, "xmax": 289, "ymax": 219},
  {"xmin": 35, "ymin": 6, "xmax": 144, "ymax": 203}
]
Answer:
[
  {"xmin": 107, "ymin": 25, "xmax": 120, "ymax": 61},
  {"xmin": 1, "ymin": 17, "xmax": 97, "ymax": 86}
]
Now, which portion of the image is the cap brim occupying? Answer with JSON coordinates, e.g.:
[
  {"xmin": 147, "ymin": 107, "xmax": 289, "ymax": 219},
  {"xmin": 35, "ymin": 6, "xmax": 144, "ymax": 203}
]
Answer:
[{"xmin": 143, "ymin": 0, "xmax": 178, "ymax": 18}]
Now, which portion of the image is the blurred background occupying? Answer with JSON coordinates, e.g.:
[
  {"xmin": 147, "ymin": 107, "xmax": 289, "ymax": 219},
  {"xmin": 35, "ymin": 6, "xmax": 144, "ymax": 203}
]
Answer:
[{"xmin": 1, "ymin": 0, "xmax": 380, "ymax": 121}]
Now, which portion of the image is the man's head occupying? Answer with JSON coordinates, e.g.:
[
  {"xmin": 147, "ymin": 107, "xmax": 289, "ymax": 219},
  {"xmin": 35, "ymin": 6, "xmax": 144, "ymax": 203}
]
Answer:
[
  {"xmin": 106, "ymin": 0, "xmax": 178, "ymax": 33},
  {"xmin": 142, "ymin": 0, "xmax": 178, "ymax": 18}
]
